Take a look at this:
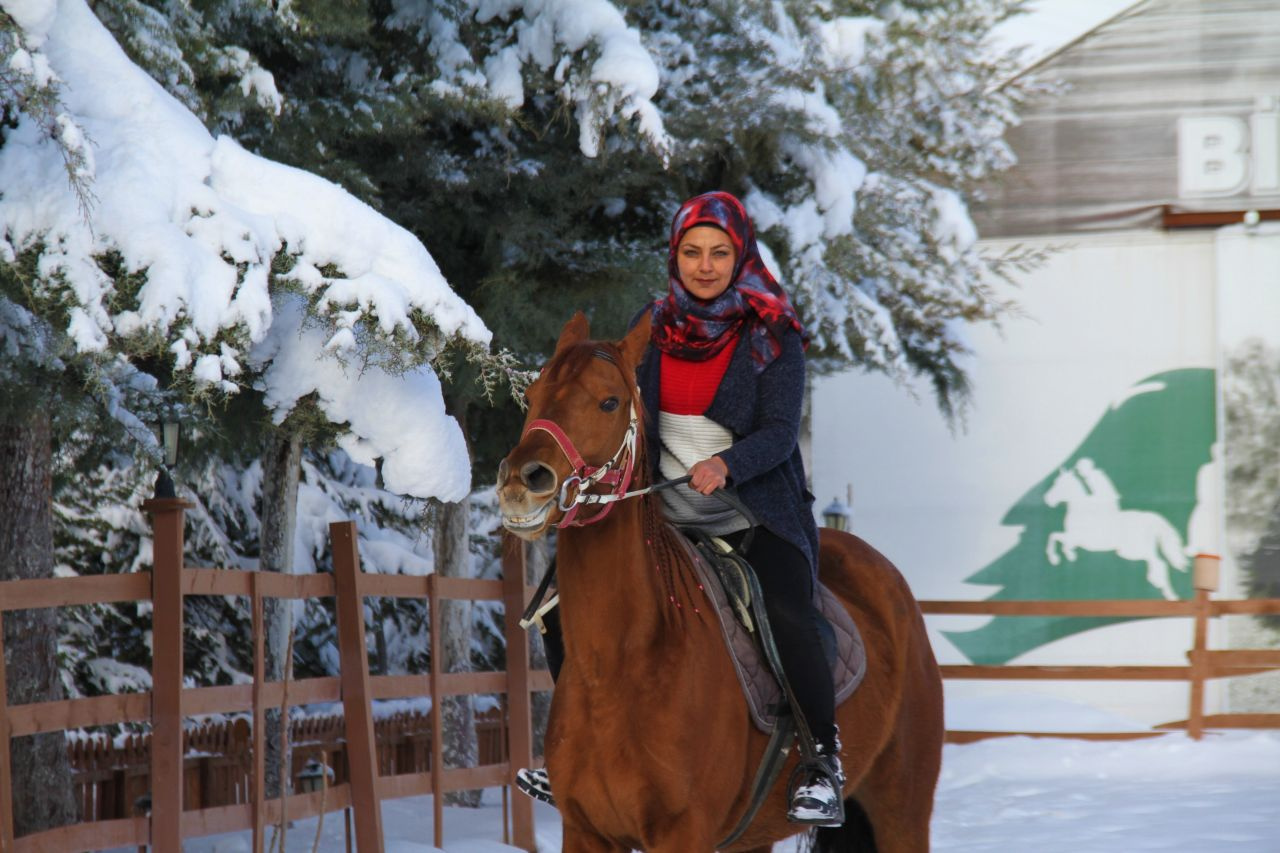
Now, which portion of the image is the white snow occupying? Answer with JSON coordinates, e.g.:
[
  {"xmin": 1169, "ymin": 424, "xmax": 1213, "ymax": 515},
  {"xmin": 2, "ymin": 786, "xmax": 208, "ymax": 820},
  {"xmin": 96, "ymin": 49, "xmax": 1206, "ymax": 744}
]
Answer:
[
  {"xmin": 138, "ymin": 730, "xmax": 1280, "ymax": 852},
  {"xmin": 0, "ymin": 0, "xmax": 489, "ymax": 500},
  {"xmin": 252, "ymin": 298, "xmax": 472, "ymax": 501},
  {"xmin": 814, "ymin": 17, "xmax": 883, "ymax": 70},
  {"xmin": 2, "ymin": 0, "xmax": 58, "ymax": 41},
  {"xmin": 138, "ymin": 696, "xmax": 1280, "ymax": 852},
  {"xmin": 459, "ymin": 0, "xmax": 669, "ymax": 157}
]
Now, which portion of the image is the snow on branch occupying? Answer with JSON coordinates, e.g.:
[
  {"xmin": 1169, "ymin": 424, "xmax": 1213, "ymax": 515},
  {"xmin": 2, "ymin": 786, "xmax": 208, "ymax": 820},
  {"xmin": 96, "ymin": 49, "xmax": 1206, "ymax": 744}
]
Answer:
[
  {"xmin": 0, "ymin": 17, "xmax": 95, "ymax": 219},
  {"xmin": 404, "ymin": 0, "xmax": 670, "ymax": 158},
  {"xmin": 0, "ymin": 0, "xmax": 490, "ymax": 499}
]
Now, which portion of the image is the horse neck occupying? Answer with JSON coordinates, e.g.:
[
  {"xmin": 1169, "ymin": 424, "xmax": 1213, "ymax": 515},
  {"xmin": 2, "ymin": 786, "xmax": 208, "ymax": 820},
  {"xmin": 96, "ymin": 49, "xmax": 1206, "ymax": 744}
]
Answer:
[{"xmin": 555, "ymin": 497, "xmax": 707, "ymax": 671}]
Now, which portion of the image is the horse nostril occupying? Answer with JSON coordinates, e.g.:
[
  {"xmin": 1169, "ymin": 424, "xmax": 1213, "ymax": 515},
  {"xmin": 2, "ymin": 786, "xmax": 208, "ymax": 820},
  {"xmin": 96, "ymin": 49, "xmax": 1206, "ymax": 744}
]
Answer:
[
  {"xmin": 520, "ymin": 461, "xmax": 556, "ymax": 495},
  {"xmin": 497, "ymin": 458, "xmax": 510, "ymax": 485}
]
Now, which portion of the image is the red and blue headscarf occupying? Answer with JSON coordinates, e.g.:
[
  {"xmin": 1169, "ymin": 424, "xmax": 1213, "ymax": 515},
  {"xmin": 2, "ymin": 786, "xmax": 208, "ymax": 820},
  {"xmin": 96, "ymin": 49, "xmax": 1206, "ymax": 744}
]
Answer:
[{"xmin": 650, "ymin": 191, "xmax": 808, "ymax": 371}]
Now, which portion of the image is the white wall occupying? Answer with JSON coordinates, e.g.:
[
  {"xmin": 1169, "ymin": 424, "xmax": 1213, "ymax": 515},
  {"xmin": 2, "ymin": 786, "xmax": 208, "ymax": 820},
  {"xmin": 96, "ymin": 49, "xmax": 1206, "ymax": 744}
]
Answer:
[{"xmin": 812, "ymin": 229, "xmax": 1227, "ymax": 727}]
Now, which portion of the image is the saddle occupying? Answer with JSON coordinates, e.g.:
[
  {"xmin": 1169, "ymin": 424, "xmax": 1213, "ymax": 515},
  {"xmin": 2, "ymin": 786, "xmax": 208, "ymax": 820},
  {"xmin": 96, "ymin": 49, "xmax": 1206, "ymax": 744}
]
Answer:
[{"xmin": 675, "ymin": 527, "xmax": 867, "ymax": 733}]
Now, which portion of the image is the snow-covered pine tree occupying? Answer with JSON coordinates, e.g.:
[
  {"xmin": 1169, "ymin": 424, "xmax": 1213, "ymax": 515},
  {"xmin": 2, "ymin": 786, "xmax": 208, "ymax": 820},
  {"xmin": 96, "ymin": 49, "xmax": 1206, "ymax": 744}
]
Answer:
[
  {"xmin": 85, "ymin": 0, "xmax": 1044, "ymax": 442},
  {"xmin": 63, "ymin": 0, "xmax": 1042, "ymax": 810},
  {"xmin": 638, "ymin": 0, "xmax": 1043, "ymax": 415},
  {"xmin": 1224, "ymin": 342, "xmax": 1280, "ymax": 628},
  {"xmin": 0, "ymin": 0, "xmax": 493, "ymax": 827}
]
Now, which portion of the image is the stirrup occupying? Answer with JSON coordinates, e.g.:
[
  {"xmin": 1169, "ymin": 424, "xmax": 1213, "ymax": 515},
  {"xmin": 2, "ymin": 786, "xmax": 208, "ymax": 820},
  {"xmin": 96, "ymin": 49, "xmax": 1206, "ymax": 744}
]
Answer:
[
  {"xmin": 786, "ymin": 755, "xmax": 845, "ymax": 827},
  {"xmin": 515, "ymin": 767, "xmax": 556, "ymax": 806}
]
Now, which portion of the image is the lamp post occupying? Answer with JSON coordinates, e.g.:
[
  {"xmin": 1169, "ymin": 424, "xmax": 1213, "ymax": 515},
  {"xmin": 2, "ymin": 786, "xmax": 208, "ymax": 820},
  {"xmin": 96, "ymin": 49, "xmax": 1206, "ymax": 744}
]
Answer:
[
  {"xmin": 821, "ymin": 496, "xmax": 852, "ymax": 531},
  {"xmin": 153, "ymin": 420, "xmax": 180, "ymax": 499}
]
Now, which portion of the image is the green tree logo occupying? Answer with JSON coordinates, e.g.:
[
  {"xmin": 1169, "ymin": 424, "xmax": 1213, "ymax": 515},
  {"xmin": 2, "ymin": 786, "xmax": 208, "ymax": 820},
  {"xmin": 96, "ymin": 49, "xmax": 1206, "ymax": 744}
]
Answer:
[{"xmin": 947, "ymin": 369, "xmax": 1217, "ymax": 665}]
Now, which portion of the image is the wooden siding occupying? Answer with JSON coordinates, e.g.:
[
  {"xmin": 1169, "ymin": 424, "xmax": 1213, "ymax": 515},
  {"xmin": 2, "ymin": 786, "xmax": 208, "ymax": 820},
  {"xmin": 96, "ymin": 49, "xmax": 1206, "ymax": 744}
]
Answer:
[{"xmin": 975, "ymin": 0, "xmax": 1280, "ymax": 237}]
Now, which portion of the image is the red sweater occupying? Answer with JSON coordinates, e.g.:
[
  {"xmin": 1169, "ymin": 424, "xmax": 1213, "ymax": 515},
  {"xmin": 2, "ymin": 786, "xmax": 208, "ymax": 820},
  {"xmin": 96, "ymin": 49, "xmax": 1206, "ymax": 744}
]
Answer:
[{"xmin": 659, "ymin": 344, "xmax": 736, "ymax": 416}]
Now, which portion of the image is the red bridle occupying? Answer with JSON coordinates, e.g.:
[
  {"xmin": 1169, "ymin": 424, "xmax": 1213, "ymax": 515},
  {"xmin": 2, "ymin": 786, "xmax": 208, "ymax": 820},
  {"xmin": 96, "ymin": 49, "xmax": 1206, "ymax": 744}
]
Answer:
[{"xmin": 521, "ymin": 399, "xmax": 639, "ymax": 528}]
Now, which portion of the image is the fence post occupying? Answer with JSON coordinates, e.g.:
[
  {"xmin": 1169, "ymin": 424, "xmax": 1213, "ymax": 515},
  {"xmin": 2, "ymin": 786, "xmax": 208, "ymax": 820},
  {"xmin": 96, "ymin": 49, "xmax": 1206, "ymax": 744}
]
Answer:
[
  {"xmin": 502, "ymin": 534, "xmax": 536, "ymax": 851},
  {"xmin": 251, "ymin": 573, "xmax": 266, "ymax": 853},
  {"xmin": 428, "ymin": 574, "xmax": 444, "ymax": 849},
  {"xmin": 145, "ymin": 497, "xmax": 191, "ymax": 851},
  {"xmin": 1187, "ymin": 554, "xmax": 1221, "ymax": 741},
  {"xmin": 330, "ymin": 521, "xmax": 385, "ymax": 851},
  {"xmin": 0, "ymin": 611, "xmax": 13, "ymax": 853}
]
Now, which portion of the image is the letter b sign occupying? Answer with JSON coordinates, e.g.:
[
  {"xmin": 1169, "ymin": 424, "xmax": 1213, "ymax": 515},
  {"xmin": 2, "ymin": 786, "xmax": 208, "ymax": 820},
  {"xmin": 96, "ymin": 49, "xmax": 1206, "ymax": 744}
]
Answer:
[
  {"xmin": 1178, "ymin": 111, "xmax": 1280, "ymax": 197},
  {"xmin": 1178, "ymin": 117, "xmax": 1247, "ymax": 196}
]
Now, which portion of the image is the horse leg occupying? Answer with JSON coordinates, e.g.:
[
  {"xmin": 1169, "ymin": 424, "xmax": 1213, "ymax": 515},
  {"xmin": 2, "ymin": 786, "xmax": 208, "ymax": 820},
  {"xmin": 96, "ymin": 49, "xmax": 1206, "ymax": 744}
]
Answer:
[
  {"xmin": 847, "ymin": 683, "xmax": 942, "ymax": 851},
  {"xmin": 1145, "ymin": 558, "xmax": 1177, "ymax": 600},
  {"xmin": 643, "ymin": 822, "xmax": 720, "ymax": 853},
  {"xmin": 561, "ymin": 826, "xmax": 626, "ymax": 853},
  {"xmin": 852, "ymin": 771, "xmax": 935, "ymax": 853}
]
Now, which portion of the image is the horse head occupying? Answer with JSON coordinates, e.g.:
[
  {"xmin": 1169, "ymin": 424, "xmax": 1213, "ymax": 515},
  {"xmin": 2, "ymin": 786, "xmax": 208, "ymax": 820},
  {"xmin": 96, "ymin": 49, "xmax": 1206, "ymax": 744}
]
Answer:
[
  {"xmin": 496, "ymin": 311, "xmax": 651, "ymax": 539},
  {"xmin": 1044, "ymin": 465, "xmax": 1085, "ymax": 508}
]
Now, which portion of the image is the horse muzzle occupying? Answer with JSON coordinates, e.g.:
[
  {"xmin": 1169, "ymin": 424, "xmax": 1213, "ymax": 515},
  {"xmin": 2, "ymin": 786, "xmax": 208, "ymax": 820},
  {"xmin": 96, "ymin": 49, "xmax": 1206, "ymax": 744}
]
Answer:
[
  {"xmin": 497, "ymin": 457, "xmax": 561, "ymax": 539},
  {"xmin": 500, "ymin": 500, "xmax": 555, "ymax": 538}
]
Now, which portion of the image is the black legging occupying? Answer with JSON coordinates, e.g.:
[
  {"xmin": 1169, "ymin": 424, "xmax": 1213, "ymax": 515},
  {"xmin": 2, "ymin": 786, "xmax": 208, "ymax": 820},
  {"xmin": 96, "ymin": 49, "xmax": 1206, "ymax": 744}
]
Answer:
[
  {"xmin": 722, "ymin": 527, "xmax": 837, "ymax": 752},
  {"xmin": 538, "ymin": 526, "xmax": 837, "ymax": 751}
]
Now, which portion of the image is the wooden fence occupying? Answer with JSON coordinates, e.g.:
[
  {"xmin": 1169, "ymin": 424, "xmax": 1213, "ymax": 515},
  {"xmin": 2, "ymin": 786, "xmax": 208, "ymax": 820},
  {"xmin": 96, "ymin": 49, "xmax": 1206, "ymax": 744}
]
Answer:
[
  {"xmin": 68, "ymin": 710, "xmax": 508, "ymax": 822},
  {"xmin": 0, "ymin": 501, "xmax": 553, "ymax": 853},
  {"xmin": 6, "ymin": 511, "xmax": 1280, "ymax": 852},
  {"xmin": 921, "ymin": 555, "xmax": 1280, "ymax": 743}
]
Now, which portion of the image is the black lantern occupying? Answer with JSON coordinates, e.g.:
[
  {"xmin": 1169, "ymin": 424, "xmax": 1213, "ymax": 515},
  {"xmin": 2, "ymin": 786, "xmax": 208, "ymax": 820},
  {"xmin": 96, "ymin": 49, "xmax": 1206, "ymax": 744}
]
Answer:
[
  {"xmin": 821, "ymin": 496, "xmax": 852, "ymax": 531},
  {"xmin": 153, "ymin": 420, "xmax": 180, "ymax": 499}
]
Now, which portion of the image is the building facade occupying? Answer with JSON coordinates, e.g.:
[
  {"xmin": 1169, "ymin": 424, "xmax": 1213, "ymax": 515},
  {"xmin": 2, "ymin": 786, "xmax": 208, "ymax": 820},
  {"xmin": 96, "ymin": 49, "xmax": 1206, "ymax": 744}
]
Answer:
[{"xmin": 813, "ymin": 0, "xmax": 1280, "ymax": 726}]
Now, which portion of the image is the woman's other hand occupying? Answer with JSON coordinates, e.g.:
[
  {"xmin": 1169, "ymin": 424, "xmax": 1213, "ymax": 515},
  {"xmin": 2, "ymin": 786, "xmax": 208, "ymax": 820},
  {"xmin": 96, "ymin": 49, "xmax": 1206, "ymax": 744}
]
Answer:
[{"xmin": 689, "ymin": 456, "xmax": 729, "ymax": 495}]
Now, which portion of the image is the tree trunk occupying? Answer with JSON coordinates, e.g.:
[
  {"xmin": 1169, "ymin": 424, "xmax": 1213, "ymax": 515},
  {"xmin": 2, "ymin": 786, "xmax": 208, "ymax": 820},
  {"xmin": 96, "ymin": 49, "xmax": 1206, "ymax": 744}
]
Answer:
[
  {"xmin": 259, "ymin": 429, "xmax": 303, "ymax": 800},
  {"xmin": 525, "ymin": 536, "xmax": 553, "ymax": 756},
  {"xmin": 0, "ymin": 411, "xmax": 78, "ymax": 835},
  {"xmin": 433, "ymin": 494, "xmax": 482, "ymax": 807}
]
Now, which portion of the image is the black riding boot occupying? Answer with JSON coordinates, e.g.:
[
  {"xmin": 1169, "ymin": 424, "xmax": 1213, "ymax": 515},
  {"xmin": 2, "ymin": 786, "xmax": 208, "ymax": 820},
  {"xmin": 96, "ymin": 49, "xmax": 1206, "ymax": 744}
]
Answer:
[{"xmin": 787, "ymin": 730, "xmax": 845, "ymax": 826}]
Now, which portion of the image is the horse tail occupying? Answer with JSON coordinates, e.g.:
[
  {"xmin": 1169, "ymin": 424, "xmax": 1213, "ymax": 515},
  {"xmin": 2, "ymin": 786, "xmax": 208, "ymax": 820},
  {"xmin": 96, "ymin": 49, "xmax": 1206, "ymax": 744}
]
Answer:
[{"xmin": 808, "ymin": 797, "xmax": 877, "ymax": 852}]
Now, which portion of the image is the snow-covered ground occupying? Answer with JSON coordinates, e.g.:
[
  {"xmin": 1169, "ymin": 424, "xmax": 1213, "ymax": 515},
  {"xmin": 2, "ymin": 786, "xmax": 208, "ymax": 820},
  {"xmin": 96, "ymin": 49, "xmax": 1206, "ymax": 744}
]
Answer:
[{"xmin": 155, "ymin": 724, "xmax": 1280, "ymax": 852}]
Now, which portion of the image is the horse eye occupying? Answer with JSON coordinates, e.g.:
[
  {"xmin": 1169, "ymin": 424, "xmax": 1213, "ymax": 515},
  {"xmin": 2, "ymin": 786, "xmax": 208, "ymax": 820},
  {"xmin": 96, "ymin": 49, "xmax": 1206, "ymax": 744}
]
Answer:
[{"xmin": 600, "ymin": 396, "xmax": 620, "ymax": 413}]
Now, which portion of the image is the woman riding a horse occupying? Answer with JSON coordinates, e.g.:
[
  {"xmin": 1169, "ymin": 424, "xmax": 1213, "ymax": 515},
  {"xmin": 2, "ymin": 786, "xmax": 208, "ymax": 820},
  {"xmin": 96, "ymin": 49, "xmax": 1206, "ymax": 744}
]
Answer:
[
  {"xmin": 646, "ymin": 190, "xmax": 844, "ymax": 821},
  {"xmin": 498, "ymin": 191, "xmax": 944, "ymax": 852}
]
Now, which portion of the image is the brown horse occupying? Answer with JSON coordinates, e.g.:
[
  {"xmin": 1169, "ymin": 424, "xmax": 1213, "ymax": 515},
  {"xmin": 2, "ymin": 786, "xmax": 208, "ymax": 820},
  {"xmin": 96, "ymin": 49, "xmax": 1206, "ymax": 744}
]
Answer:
[{"xmin": 497, "ymin": 312, "xmax": 944, "ymax": 852}]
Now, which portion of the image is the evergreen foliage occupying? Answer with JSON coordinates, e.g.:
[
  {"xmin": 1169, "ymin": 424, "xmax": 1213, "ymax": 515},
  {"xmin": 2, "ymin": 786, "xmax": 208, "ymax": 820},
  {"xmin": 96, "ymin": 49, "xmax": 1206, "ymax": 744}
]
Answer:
[
  {"xmin": 89, "ymin": 0, "xmax": 1041, "ymax": 464},
  {"xmin": 1224, "ymin": 342, "xmax": 1280, "ymax": 630},
  {"xmin": 5, "ymin": 0, "xmax": 1044, "ymax": 726}
]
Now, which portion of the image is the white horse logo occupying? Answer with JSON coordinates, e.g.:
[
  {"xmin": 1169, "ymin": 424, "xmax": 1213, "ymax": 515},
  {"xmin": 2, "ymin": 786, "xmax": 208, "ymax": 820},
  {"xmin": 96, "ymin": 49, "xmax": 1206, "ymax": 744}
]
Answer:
[{"xmin": 1044, "ymin": 458, "xmax": 1189, "ymax": 600}]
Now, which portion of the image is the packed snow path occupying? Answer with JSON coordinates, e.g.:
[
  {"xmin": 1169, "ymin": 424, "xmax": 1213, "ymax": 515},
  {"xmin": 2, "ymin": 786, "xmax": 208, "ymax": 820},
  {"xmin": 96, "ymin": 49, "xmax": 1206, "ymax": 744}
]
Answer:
[{"xmin": 121, "ymin": 731, "xmax": 1280, "ymax": 852}]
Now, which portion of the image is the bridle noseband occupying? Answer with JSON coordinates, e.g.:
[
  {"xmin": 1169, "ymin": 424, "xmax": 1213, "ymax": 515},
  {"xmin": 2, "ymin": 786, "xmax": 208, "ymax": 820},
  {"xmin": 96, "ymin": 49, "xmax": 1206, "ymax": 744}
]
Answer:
[{"xmin": 522, "ymin": 396, "xmax": 639, "ymax": 528}]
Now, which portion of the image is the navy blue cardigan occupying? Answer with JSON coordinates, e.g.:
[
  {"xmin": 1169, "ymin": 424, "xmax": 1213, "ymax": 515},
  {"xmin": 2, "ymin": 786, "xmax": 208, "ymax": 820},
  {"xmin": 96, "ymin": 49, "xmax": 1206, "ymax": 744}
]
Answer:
[{"xmin": 636, "ymin": 327, "xmax": 820, "ymax": 578}]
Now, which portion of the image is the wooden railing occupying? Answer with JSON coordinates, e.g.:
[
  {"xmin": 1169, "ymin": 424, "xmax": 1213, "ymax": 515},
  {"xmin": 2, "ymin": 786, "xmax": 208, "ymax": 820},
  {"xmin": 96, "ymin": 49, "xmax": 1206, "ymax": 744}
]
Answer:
[
  {"xmin": 67, "ymin": 711, "xmax": 509, "ymax": 822},
  {"xmin": 9, "ymin": 519, "xmax": 1280, "ymax": 850},
  {"xmin": 921, "ymin": 557, "xmax": 1280, "ymax": 743},
  {"xmin": 0, "ymin": 502, "xmax": 553, "ymax": 852}
]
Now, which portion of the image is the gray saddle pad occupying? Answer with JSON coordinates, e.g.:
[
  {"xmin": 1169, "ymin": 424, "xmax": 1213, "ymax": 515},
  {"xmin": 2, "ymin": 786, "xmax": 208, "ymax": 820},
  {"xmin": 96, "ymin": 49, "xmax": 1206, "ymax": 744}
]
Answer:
[{"xmin": 679, "ymin": 532, "xmax": 868, "ymax": 733}]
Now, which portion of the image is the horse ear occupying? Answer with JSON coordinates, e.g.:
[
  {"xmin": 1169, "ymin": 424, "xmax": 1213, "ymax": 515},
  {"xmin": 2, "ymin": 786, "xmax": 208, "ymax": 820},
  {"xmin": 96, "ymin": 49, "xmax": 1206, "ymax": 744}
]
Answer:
[
  {"xmin": 618, "ymin": 310, "xmax": 651, "ymax": 369},
  {"xmin": 555, "ymin": 311, "xmax": 590, "ymax": 354}
]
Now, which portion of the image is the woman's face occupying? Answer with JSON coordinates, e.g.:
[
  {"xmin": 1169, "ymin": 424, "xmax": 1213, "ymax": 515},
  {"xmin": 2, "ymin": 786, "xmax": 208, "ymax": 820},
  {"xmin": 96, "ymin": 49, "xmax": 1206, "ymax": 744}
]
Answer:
[{"xmin": 676, "ymin": 225, "xmax": 737, "ymax": 300}]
